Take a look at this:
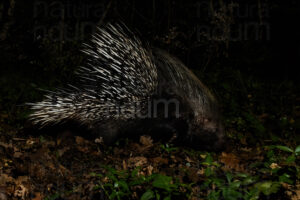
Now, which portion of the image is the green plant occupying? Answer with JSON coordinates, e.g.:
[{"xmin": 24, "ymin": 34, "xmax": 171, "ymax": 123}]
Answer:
[
  {"xmin": 197, "ymin": 154, "xmax": 284, "ymax": 200},
  {"xmin": 44, "ymin": 193, "xmax": 60, "ymax": 200},
  {"xmin": 201, "ymin": 172, "xmax": 281, "ymax": 200},
  {"xmin": 92, "ymin": 166, "xmax": 192, "ymax": 200},
  {"xmin": 160, "ymin": 144, "xmax": 178, "ymax": 153},
  {"xmin": 264, "ymin": 145, "xmax": 300, "ymax": 184}
]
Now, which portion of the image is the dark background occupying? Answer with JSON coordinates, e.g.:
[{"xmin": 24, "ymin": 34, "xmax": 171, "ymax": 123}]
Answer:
[
  {"xmin": 1, "ymin": 0, "xmax": 299, "ymax": 78},
  {"xmin": 0, "ymin": 0, "xmax": 299, "ymax": 140}
]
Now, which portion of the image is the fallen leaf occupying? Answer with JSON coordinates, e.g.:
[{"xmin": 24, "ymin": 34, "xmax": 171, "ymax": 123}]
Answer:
[
  {"xmin": 32, "ymin": 193, "xmax": 42, "ymax": 200},
  {"xmin": 14, "ymin": 184, "xmax": 28, "ymax": 199},
  {"xmin": 75, "ymin": 136, "xmax": 86, "ymax": 145},
  {"xmin": 13, "ymin": 151, "xmax": 23, "ymax": 158},
  {"xmin": 151, "ymin": 157, "xmax": 169, "ymax": 165},
  {"xmin": 128, "ymin": 157, "xmax": 147, "ymax": 167},
  {"xmin": 140, "ymin": 135, "xmax": 153, "ymax": 147},
  {"xmin": 123, "ymin": 160, "xmax": 127, "ymax": 170},
  {"xmin": 270, "ymin": 163, "xmax": 280, "ymax": 169},
  {"xmin": 0, "ymin": 186, "xmax": 7, "ymax": 200},
  {"xmin": 147, "ymin": 165, "xmax": 154, "ymax": 175},
  {"xmin": 186, "ymin": 156, "xmax": 194, "ymax": 163},
  {"xmin": 0, "ymin": 174, "xmax": 14, "ymax": 185},
  {"xmin": 219, "ymin": 152, "xmax": 244, "ymax": 171}
]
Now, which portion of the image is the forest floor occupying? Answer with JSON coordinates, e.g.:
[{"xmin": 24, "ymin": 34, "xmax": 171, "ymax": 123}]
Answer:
[
  {"xmin": 0, "ymin": 55, "xmax": 299, "ymax": 200},
  {"xmin": 0, "ymin": 113, "xmax": 299, "ymax": 200}
]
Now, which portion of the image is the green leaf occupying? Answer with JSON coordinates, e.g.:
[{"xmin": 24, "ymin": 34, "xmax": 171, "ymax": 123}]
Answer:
[
  {"xmin": 295, "ymin": 145, "xmax": 300, "ymax": 155},
  {"xmin": 286, "ymin": 155, "xmax": 296, "ymax": 163},
  {"xmin": 266, "ymin": 150, "xmax": 275, "ymax": 159},
  {"xmin": 279, "ymin": 173, "xmax": 293, "ymax": 184},
  {"xmin": 141, "ymin": 190, "xmax": 155, "ymax": 200},
  {"xmin": 244, "ymin": 188, "xmax": 260, "ymax": 200},
  {"xmin": 207, "ymin": 190, "xmax": 220, "ymax": 200},
  {"xmin": 230, "ymin": 181, "xmax": 241, "ymax": 189},
  {"xmin": 226, "ymin": 173, "xmax": 233, "ymax": 183},
  {"xmin": 152, "ymin": 175, "xmax": 173, "ymax": 192},
  {"xmin": 235, "ymin": 173, "xmax": 249, "ymax": 178},
  {"xmin": 118, "ymin": 180, "xmax": 130, "ymax": 192},
  {"xmin": 242, "ymin": 177, "xmax": 257, "ymax": 185},
  {"xmin": 163, "ymin": 195, "xmax": 171, "ymax": 200},
  {"xmin": 222, "ymin": 187, "xmax": 243, "ymax": 200},
  {"xmin": 205, "ymin": 167, "xmax": 213, "ymax": 177},
  {"xmin": 275, "ymin": 145, "xmax": 293, "ymax": 153},
  {"xmin": 255, "ymin": 181, "xmax": 280, "ymax": 196},
  {"xmin": 203, "ymin": 154, "xmax": 213, "ymax": 165},
  {"xmin": 131, "ymin": 168, "xmax": 139, "ymax": 177},
  {"xmin": 211, "ymin": 178, "xmax": 225, "ymax": 187},
  {"xmin": 156, "ymin": 192, "xmax": 161, "ymax": 200},
  {"xmin": 45, "ymin": 193, "xmax": 60, "ymax": 200}
]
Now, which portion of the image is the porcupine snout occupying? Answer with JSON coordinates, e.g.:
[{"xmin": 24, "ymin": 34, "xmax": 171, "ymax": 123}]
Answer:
[{"xmin": 183, "ymin": 117, "xmax": 225, "ymax": 151}]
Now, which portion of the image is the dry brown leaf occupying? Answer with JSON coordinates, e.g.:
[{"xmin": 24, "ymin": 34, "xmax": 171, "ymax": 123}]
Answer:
[
  {"xmin": 240, "ymin": 138, "xmax": 247, "ymax": 145},
  {"xmin": 152, "ymin": 157, "xmax": 169, "ymax": 165},
  {"xmin": 0, "ymin": 174, "xmax": 14, "ymax": 185},
  {"xmin": 147, "ymin": 165, "xmax": 154, "ymax": 175},
  {"xmin": 240, "ymin": 147, "xmax": 252, "ymax": 152},
  {"xmin": 185, "ymin": 156, "xmax": 194, "ymax": 163},
  {"xmin": 140, "ymin": 135, "xmax": 153, "ymax": 147},
  {"xmin": 123, "ymin": 160, "xmax": 127, "ymax": 170},
  {"xmin": 292, "ymin": 190, "xmax": 300, "ymax": 200},
  {"xmin": 197, "ymin": 168, "xmax": 205, "ymax": 175},
  {"xmin": 0, "ymin": 186, "xmax": 7, "ymax": 200},
  {"xmin": 170, "ymin": 155, "xmax": 178, "ymax": 164},
  {"xmin": 0, "ymin": 142, "xmax": 12, "ymax": 149},
  {"xmin": 14, "ymin": 184, "xmax": 28, "ymax": 199},
  {"xmin": 57, "ymin": 146, "xmax": 70, "ymax": 157},
  {"xmin": 13, "ymin": 151, "xmax": 23, "ymax": 158},
  {"xmin": 75, "ymin": 136, "xmax": 86, "ymax": 145},
  {"xmin": 94, "ymin": 137, "xmax": 104, "ymax": 144},
  {"xmin": 219, "ymin": 152, "xmax": 244, "ymax": 171},
  {"xmin": 130, "ymin": 143, "xmax": 151, "ymax": 153},
  {"xmin": 26, "ymin": 139, "xmax": 36, "ymax": 146},
  {"xmin": 0, "ymin": 193, "xmax": 7, "ymax": 200},
  {"xmin": 200, "ymin": 154, "xmax": 206, "ymax": 159},
  {"xmin": 269, "ymin": 163, "xmax": 280, "ymax": 169},
  {"xmin": 291, "ymin": 183, "xmax": 300, "ymax": 200},
  {"xmin": 76, "ymin": 146, "xmax": 89, "ymax": 153},
  {"xmin": 128, "ymin": 157, "xmax": 147, "ymax": 168},
  {"xmin": 187, "ymin": 168, "xmax": 200, "ymax": 183},
  {"xmin": 32, "ymin": 193, "xmax": 42, "ymax": 200}
]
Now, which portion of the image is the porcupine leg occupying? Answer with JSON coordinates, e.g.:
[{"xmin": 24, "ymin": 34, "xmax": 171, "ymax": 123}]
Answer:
[{"xmin": 149, "ymin": 122, "xmax": 180, "ymax": 143}]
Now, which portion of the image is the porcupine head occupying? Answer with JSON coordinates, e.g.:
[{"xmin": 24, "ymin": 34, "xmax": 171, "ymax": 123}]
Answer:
[{"xmin": 153, "ymin": 49, "xmax": 225, "ymax": 151}]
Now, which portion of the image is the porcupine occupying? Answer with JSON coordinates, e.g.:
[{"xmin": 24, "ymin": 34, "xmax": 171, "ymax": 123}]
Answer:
[{"xmin": 28, "ymin": 23, "xmax": 225, "ymax": 151}]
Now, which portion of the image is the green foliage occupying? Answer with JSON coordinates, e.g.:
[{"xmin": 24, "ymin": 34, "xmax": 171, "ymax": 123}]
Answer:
[
  {"xmin": 254, "ymin": 181, "xmax": 280, "ymax": 196},
  {"xmin": 196, "ymin": 152, "xmax": 295, "ymax": 200},
  {"xmin": 160, "ymin": 144, "xmax": 178, "ymax": 153},
  {"xmin": 264, "ymin": 145, "xmax": 300, "ymax": 184},
  {"xmin": 92, "ymin": 166, "xmax": 192, "ymax": 200},
  {"xmin": 266, "ymin": 144, "xmax": 300, "ymax": 164},
  {"xmin": 44, "ymin": 193, "xmax": 60, "ymax": 200}
]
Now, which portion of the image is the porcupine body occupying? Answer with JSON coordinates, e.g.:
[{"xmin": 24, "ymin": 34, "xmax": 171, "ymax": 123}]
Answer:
[{"xmin": 28, "ymin": 23, "xmax": 225, "ymax": 150}]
